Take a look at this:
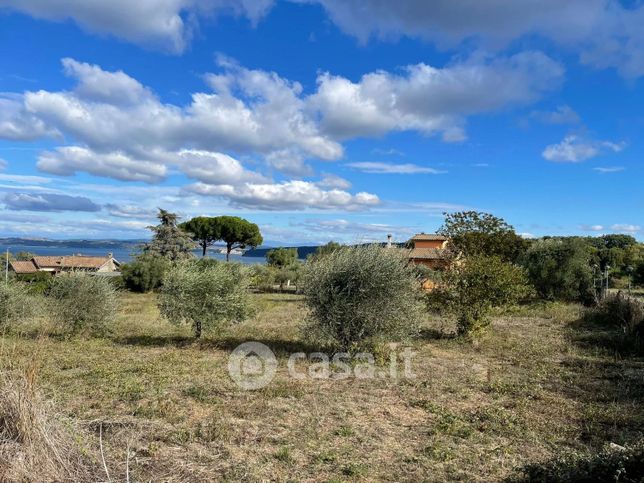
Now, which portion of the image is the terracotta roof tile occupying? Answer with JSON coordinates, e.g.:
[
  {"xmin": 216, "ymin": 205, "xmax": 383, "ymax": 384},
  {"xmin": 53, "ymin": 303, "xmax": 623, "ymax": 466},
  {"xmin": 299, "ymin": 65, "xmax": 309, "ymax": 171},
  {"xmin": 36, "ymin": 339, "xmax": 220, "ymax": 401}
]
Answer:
[
  {"xmin": 9, "ymin": 260, "xmax": 38, "ymax": 274},
  {"xmin": 33, "ymin": 255, "xmax": 115, "ymax": 269},
  {"xmin": 411, "ymin": 233, "xmax": 448, "ymax": 241}
]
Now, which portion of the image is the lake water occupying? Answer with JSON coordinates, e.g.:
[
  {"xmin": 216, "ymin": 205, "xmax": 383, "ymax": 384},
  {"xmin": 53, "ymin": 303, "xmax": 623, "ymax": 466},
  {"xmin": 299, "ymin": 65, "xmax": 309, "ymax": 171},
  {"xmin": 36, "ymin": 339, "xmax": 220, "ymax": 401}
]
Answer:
[{"xmin": 0, "ymin": 244, "xmax": 267, "ymax": 265}]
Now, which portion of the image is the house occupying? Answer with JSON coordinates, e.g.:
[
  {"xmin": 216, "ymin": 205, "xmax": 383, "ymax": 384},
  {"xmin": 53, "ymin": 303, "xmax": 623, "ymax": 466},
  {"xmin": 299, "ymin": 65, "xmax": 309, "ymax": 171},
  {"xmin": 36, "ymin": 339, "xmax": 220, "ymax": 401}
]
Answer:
[
  {"xmin": 9, "ymin": 253, "xmax": 121, "ymax": 276},
  {"xmin": 407, "ymin": 233, "xmax": 451, "ymax": 270}
]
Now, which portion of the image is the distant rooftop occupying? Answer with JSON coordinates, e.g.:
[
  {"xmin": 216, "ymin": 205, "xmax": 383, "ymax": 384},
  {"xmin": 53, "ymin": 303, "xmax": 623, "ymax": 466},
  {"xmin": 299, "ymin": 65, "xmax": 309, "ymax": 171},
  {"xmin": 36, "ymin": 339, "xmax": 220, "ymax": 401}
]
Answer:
[{"xmin": 411, "ymin": 233, "xmax": 448, "ymax": 241}]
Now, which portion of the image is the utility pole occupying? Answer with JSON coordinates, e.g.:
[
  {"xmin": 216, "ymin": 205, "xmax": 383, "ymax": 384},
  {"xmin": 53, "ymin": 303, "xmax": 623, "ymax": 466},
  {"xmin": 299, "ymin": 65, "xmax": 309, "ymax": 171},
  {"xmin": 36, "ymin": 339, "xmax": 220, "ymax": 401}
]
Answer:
[{"xmin": 4, "ymin": 249, "xmax": 8, "ymax": 284}]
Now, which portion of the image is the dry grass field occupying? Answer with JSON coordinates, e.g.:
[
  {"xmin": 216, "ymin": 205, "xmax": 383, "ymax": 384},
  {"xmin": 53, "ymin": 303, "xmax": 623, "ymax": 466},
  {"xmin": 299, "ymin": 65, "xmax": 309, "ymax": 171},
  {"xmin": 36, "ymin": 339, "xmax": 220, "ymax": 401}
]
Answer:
[{"xmin": 1, "ymin": 292, "xmax": 643, "ymax": 481}]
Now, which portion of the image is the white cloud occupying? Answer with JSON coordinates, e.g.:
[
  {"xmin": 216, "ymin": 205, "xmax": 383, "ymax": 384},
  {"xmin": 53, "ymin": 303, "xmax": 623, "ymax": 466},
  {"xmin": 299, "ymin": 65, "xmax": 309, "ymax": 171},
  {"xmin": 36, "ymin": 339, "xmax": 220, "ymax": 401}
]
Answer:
[
  {"xmin": 531, "ymin": 105, "xmax": 580, "ymax": 125},
  {"xmin": 593, "ymin": 166, "xmax": 625, "ymax": 173},
  {"xmin": 542, "ymin": 135, "xmax": 625, "ymax": 162},
  {"xmin": 186, "ymin": 180, "xmax": 380, "ymax": 211},
  {"xmin": 3, "ymin": 192, "xmax": 101, "ymax": 212},
  {"xmin": 611, "ymin": 224, "xmax": 640, "ymax": 233},
  {"xmin": 1, "ymin": 0, "xmax": 274, "ymax": 53},
  {"xmin": 346, "ymin": 161, "xmax": 444, "ymax": 174},
  {"xmin": 310, "ymin": 52, "xmax": 564, "ymax": 141},
  {"xmin": 0, "ymin": 158, "xmax": 7, "ymax": 170},
  {"xmin": 315, "ymin": 0, "xmax": 644, "ymax": 78},
  {"xmin": 301, "ymin": 218, "xmax": 416, "ymax": 236},
  {"xmin": 37, "ymin": 146, "xmax": 168, "ymax": 183},
  {"xmin": 580, "ymin": 224, "xmax": 605, "ymax": 232},
  {"xmin": 317, "ymin": 174, "xmax": 351, "ymax": 190},
  {"xmin": 177, "ymin": 149, "xmax": 268, "ymax": 185},
  {"xmin": 104, "ymin": 204, "xmax": 157, "ymax": 219}
]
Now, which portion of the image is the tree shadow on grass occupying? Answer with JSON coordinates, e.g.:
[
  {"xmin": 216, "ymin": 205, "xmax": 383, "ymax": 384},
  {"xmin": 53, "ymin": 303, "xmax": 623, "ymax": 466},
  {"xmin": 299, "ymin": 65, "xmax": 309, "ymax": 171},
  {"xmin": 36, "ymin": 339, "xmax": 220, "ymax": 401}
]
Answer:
[{"xmin": 112, "ymin": 334, "xmax": 321, "ymax": 355}]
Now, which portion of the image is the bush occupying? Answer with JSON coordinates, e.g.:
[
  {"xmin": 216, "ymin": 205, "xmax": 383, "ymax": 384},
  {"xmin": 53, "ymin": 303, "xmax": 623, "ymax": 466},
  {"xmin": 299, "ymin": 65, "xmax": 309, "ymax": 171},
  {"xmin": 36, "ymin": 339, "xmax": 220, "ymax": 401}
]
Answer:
[
  {"xmin": 249, "ymin": 264, "xmax": 278, "ymax": 292},
  {"xmin": 0, "ymin": 281, "xmax": 38, "ymax": 328},
  {"xmin": 511, "ymin": 439, "xmax": 644, "ymax": 482},
  {"xmin": 586, "ymin": 292, "xmax": 644, "ymax": 354},
  {"xmin": 266, "ymin": 247, "xmax": 298, "ymax": 268},
  {"xmin": 121, "ymin": 253, "xmax": 170, "ymax": 292},
  {"xmin": 301, "ymin": 244, "xmax": 424, "ymax": 350},
  {"xmin": 158, "ymin": 261, "xmax": 252, "ymax": 338},
  {"xmin": 47, "ymin": 273, "xmax": 118, "ymax": 336},
  {"xmin": 522, "ymin": 238, "xmax": 596, "ymax": 304},
  {"xmin": 428, "ymin": 255, "xmax": 532, "ymax": 335}
]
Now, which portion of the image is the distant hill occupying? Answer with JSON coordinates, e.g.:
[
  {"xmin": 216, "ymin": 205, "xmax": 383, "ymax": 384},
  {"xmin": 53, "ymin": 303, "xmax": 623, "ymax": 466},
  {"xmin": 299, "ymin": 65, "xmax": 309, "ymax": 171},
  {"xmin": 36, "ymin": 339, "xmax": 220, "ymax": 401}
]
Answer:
[
  {"xmin": 244, "ymin": 242, "xmax": 407, "ymax": 260},
  {"xmin": 243, "ymin": 245, "xmax": 320, "ymax": 260}
]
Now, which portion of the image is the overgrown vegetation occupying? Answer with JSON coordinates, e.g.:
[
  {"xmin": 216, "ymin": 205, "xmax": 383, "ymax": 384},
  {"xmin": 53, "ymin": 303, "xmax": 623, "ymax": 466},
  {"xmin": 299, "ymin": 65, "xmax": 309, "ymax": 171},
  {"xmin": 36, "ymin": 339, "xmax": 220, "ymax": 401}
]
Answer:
[
  {"xmin": 158, "ymin": 260, "xmax": 252, "ymax": 337},
  {"xmin": 427, "ymin": 255, "xmax": 532, "ymax": 335},
  {"xmin": 301, "ymin": 244, "xmax": 424, "ymax": 349},
  {"xmin": 512, "ymin": 439, "xmax": 644, "ymax": 482},
  {"xmin": 121, "ymin": 253, "xmax": 170, "ymax": 292},
  {"xmin": 0, "ymin": 281, "xmax": 38, "ymax": 328},
  {"xmin": 47, "ymin": 273, "xmax": 118, "ymax": 336},
  {"xmin": 585, "ymin": 292, "xmax": 644, "ymax": 354}
]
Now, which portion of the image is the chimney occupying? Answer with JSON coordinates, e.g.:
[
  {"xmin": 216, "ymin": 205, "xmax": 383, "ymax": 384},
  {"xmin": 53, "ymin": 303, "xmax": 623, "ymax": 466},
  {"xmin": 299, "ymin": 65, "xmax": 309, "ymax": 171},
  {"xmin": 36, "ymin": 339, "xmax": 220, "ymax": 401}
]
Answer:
[
  {"xmin": 387, "ymin": 234, "xmax": 392, "ymax": 248},
  {"xmin": 108, "ymin": 252, "xmax": 113, "ymax": 259}
]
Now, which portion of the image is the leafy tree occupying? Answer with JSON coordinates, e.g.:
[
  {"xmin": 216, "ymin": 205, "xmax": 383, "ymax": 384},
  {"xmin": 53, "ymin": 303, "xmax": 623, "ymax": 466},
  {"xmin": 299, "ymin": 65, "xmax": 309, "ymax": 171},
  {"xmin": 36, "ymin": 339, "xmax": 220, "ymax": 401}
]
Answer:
[
  {"xmin": 158, "ymin": 260, "xmax": 252, "ymax": 338},
  {"xmin": 301, "ymin": 244, "xmax": 424, "ymax": 350},
  {"xmin": 521, "ymin": 238, "xmax": 596, "ymax": 304},
  {"xmin": 214, "ymin": 216, "xmax": 263, "ymax": 262},
  {"xmin": 121, "ymin": 253, "xmax": 171, "ymax": 292},
  {"xmin": 438, "ymin": 211, "xmax": 529, "ymax": 262},
  {"xmin": 14, "ymin": 251, "xmax": 36, "ymax": 261},
  {"xmin": 428, "ymin": 255, "xmax": 532, "ymax": 335},
  {"xmin": 144, "ymin": 208, "xmax": 195, "ymax": 261},
  {"xmin": 180, "ymin": 216, "xmax": 221, "ymax": 257},
  {"xmin": 266, "ymin": 247, "xmax": 298, "ymax": 268},
  {"xmin": 634, "ymin": 260, "xmax": 644, "ymax": 288}
]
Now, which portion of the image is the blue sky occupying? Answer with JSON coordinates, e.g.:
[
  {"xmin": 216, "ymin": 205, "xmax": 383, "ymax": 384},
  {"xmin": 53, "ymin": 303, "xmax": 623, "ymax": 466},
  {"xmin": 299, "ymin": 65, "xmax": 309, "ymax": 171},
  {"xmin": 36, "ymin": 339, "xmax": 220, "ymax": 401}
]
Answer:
[{"xmin": 0, "ymin": 0, "xmax": 642, "ymax": 244}]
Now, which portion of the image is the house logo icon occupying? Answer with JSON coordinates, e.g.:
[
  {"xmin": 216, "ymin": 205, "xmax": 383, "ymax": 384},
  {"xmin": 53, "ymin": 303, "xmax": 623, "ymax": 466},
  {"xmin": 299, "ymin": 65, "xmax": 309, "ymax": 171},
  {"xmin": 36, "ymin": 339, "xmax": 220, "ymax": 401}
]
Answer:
[{"xmin": 228, "ymin": 342, "xmax": 278, "ymax": 390}]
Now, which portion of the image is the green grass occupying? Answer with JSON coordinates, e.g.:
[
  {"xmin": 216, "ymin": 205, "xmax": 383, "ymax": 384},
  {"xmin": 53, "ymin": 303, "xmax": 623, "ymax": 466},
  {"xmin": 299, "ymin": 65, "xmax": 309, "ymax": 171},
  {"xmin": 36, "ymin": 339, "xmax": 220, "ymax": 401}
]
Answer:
[{"xmin": 1, "ymin": 291, "xmax": 643, "ymax": 481}]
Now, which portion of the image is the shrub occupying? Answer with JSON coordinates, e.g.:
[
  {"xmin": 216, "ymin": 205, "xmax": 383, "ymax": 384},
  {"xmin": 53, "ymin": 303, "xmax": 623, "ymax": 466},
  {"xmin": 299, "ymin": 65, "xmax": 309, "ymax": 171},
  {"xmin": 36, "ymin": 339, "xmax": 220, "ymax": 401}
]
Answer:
[
  {"xmin": 301, "ymin": 244, "xmax": 424, "ymax": 350},
  {"xmin": 511, "ymin": 439, "xmax": 644, "ymax": 482},
  {"xmin": 0, "ymin": 281, "xmax": 38, "ymax": 328},
  {"xmin": 521, "ymin": 238, "xmax": 596, "ymax": 304},
  {"xmin": 121, "ymin": 253, "xmax": 170, "ymax": 292},
  {"xmin": 586, "ymin": 292, "xmax": 644, "ymax": 354},
  {"xmin": 47, "ymin": 273, "xmax": 118, "ymax": 336},
  {"xmin": 428, "ymin": 255, "xmax": 532, "ymax": 335},
  {"xmin": 158, "ymin": 261, "xmax": 252, "ymax": 338},
  {"xmin": 249, "ymin": 264, "xmax": 278, "ymax": 292}
]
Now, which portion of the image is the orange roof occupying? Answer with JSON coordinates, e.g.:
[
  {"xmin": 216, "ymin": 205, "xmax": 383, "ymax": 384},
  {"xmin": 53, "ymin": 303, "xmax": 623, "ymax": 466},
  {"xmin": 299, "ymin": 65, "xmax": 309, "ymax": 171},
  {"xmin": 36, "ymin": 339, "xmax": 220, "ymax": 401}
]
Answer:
[
  {"xmin": 32, "ymin": 255, "xmax": 117, "ymax": 269},
  {"xmin": 411, "ymin": 233, "xmax": 447, "ymax": 241},
  {"xmin": 408, "ymin": 248, "xmax": 450, "ymax": 260},
  {"xmin": 10, "ymin": 260, "xmax": 38, "ymax": 274}
]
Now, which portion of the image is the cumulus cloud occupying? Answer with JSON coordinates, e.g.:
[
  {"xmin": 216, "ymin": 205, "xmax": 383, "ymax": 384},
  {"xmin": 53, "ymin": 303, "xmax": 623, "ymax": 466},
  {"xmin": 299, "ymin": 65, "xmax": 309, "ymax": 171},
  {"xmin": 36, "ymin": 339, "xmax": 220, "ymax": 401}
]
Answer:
[
  {"xmin": 542, "ymin": 135, "xmax": 625, "ymax": 162},
  {"xmin": 177, "ymin": 149, "xmax": 268, "ymax": 185},
  {"xmin": 317, "ymin": 174, "xmax": 351, "ymax": 190},
  {"xmin": 580, "ymin": 224, "xmax": 605, "ymax": 232},
  {"xmin": 315, "ymin": 0, "xmax": 644, "ymax": 78},
  {"xmin": 0, "ymin": 0, "xmax": 274, "ymax": 53},
  {"xmin": 310, "ymin": 52, "xmax": 564, "ymax": 141},
  {"xmin": 346, "ymin": 162, "xmax": 444, "ymax": 174},
  {"xmin": 186, "ymin": 180, "xmax": 380, "ymax": 211},
  {"xmin": 3, "ymin": 192, "xmax": 101, "ymax": 212},
  {"xmin": 37, "ymin": 146, "xmax": 168, "ymax": 183}
]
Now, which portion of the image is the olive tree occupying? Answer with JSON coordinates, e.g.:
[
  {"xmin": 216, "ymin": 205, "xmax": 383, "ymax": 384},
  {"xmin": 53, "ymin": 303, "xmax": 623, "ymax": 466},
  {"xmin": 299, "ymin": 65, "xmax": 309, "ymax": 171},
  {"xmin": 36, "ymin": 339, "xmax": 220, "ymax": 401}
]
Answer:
[
  {"xmin": 47, "ymin": 273, "xmax": 118, "ymax": 336},
  {"xmin": 301, "ymin": 244, "xmax": 424, "ymax": 350},
  {"xmin": 158, "ymin": 261, "xmax": 252, "ymax": 338},
  {"xmin": 266, "ymin": 247, "xmax": 298, "ymax": 268}
]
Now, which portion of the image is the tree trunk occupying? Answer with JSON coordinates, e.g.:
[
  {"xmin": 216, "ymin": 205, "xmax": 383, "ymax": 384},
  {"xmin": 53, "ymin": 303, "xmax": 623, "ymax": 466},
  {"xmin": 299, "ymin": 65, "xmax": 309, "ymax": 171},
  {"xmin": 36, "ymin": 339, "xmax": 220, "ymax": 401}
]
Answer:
[
  {"xmin": 226, "ymin": 243, "xmax": 232, "ymax": 262},
  {"xmin": 202, "ymin": 242, "xmax": 207, "ymax": 257},
  {"xmin": 195, "ymin": 320, "xmax": 202, "ymax": 338}
]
